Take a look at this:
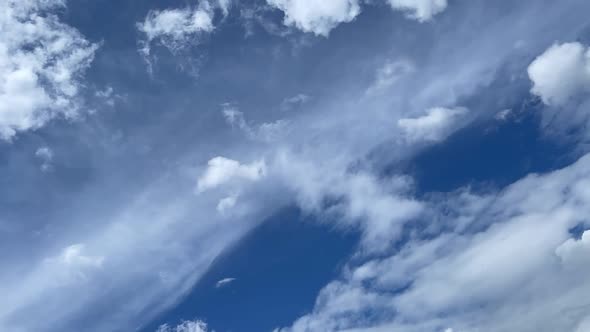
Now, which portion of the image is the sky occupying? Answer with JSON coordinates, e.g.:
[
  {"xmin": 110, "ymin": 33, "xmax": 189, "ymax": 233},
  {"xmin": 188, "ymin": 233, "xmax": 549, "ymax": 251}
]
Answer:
[{"xmin": 1, "ymin": 0, "xmax": 590, "ymax": 331}]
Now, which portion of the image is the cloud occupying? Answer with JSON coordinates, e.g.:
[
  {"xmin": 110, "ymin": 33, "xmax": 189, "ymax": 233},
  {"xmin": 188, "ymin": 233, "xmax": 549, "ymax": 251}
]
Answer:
[
  {"xmin": 397, "ymin": 107, "xmax": 468, "ymax": 142},
  {"xmin": 156, "ymin": 319, "xmax": 209, "ymax": 332},
  {"xmin": 138, "ymin": 6, "xmax": 214, "ymax": 56},
  {"xmin": 266, "ymin": 0, "xmax": 361, "ymax": 36},
  {"xmin": 222, "ymin": 103, "xmax": 291, "ymax": 142},
  {"xmin": 52, "ymin": 244, "xmax": 105, "ymax": 269},
  {"xmin": 280, "ymin": 152, "xmax": 590, "ymax": 332},
  {"xmin": 197, "ymin": 157, "xmax": 267, "ymax": 193},
  {"xmin": 216, "ymin": 194, "xmax": 239, "ymax": 214},
  {"xmin": 387, "ymin": 0, "xmax": 448, "ymax": 22},
  {"xmin": 528, "ymin": 42, "xmax": 590, "ymax": 106},
  {"xmin": 366, "ymin": 60, "xmax": 414, "ymax": 95},
  {"xmin": 35, "ymin": 146, "xmax": 54, "ymax": 171},
  {"xmin": 280, "ymin": 94, "xmax": 311, "ymax": 111},
  {"xmin": 215, "ymin": 277, "xmax": 236, "ymax": 288},
  {"xmin": 0, "ymin": 0, "xmax": 98, "ymax": 140}
]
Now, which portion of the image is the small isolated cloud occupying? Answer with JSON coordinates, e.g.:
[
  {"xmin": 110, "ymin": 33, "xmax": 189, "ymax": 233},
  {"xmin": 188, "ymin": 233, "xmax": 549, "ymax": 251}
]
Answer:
[
  {"xmin": 528, "ymin": 42, "xmax": 590, "ymax": 106},
  {"xmin": 398, "ymin": 107, "xmax": 468, "ymax": 142},
  {"xmin": 0, "ymin": 0, "xmax": 98, "ymax": 140},
  {"xmin": 197, "ymin": 157, "xmax": 266, "ymax": 193},
  {"xmin": 388, "ymin": 0, "xmax": 448, "ymax": 22},
  {"xmin": 156, "ymin": 319, "xmax": 209, "ymax": 332},
  {"xmin": 366, "ymin": 60, "xmax": 414, "ymax": 95},
  {"xmin": 216, "ymin": 194, "xmax": 239, "ymax": 214},
  {"xmin": 280, "ymin": 93, "xmax": 311, "ymax": 111},
  {"xmin": 266, "ymin": 0, "xmax": 361, "ymax": 36},
  {"xmin": 35, "ymin": 146, "xmax": 54, "ymax": 172},
  {"xmin": 215, "ymin": 277, "xmax": 236, "ymax": 288}
]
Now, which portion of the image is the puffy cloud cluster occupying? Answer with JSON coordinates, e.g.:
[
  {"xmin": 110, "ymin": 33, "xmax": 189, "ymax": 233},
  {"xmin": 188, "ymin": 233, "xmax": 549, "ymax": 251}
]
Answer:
[
  {"xmin": 280, "ymin": 152, "xmax": 590, "ymax": 332},
  {"xmin": 528, "ymin": 42, "xmax": 590, "ymax": 106},
  {"xmin": 266, "ymin": 0, "xmax": 361, "ymax": 36},
  {"xmin": 138, "ymin": 7, "xmax": 214, "ymax": 55},
  {"xmin": 266, "ymin": 0, "xmax": 447, "ymax": 36},
  {"xmin": 0, "ymin": 0, "xmax": 98, "ymax": 140},
  {"xmin": 156, "ymin": 319, "xmax": 209, "ymax": 332},
  {"xmin": 197, "ymin": 157, "xmax": 267, "ymax": 193}
]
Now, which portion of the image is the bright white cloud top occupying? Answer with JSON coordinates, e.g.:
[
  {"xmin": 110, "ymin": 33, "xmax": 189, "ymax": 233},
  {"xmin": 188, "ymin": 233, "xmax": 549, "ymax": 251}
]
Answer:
[
  {"xmin": 0, "ymin": 0, "xmax": 97, "ymax": 140},
  {"xmin": 528, "ymin": 42, "xmax": 590, "ymax": 106},
  {"xmin": 266, "ymin": 0, "xmax": 361, "ymax": 36},
  {"xmin": 398, "ymin": 107, "xmax": 469, "ymax": 142},
  {"xmin": 197, "ymin": 157, "xmax": 267, "ymax": 193}
]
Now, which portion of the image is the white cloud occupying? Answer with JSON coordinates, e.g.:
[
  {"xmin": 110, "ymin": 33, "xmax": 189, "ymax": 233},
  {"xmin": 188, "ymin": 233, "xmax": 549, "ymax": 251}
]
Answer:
[
  {"xmin": 35, "ymin": 146, "xmax": 53, "ymax": 171},
  {"xmin": 138, "ymin": 6, "xmax": 214, "ymax": 57},
  {"xmin": 266, "ymin": 0, "xmax": 361, "ymax": 36},
  {"xmin": 280, "ymin": 152, "xmax": 590, "ymax": 332},
  {"xmin": 156, "ymin": 319, "xmax": 209, "ymax": 332},
  {"xmin": 280, "ymin": 93, "xmax": 311, "ymax": 111},
  {"xmin": 397, "ymin": 107, "xmax": 468, "ymax": 142},
  {"xmin": 197, "ymin": 157, "xmax": 266, "ymax": 193},
  {"xmin": 54, "ymin": 244, "xmax": 105, "ymax": 268},
  {"xmin": 217, "ymin": 194, "xmax": 239, "ymax": 214},
  {"xmin": 388, "ymin": 0, "xmax": 448, "ymax": 22},
  {"xmin": 215, "ymin": 277, "xmax": 236, "ymax": 288},
  {"xmin": 366, "ymin": 60, "xmax": 414, "ymax": 95},
  {"xmin": 528, "ymin": 42, "xmax": 590, "ymax": 106},
  {"xmin": 0, "ymin": 0, "xmax": 98, "ymax": 140}
]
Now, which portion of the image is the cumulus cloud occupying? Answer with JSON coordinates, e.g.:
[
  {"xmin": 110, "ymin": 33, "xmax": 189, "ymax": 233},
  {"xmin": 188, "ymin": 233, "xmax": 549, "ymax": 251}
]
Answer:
[
  {"xmin": 0, "ymin": 0, "xmax": 98, "ymax": 140},
  {"xmin": 280, "ymin": 152, "xmax": 590, "ymax": 332},
  {"xmin": 138, "ymin": 6, "xmax": 214, "ymax": 56},
  {"xmin": 388, "ymin": 0, "xmax": 448, "ymax": 22},
  {"xmin": 266, "ymin": 0, "xmax": 361, "ymax": 36},
  {"xmin": 528, "ymin": 42, "xmax": 590, "ymax": 106},
  {"xmin": 397, "ymin": 107, "xmax": 468, "ymax": 142},
  {"xmin": 156, "ymin": 319, "xmax": 209, "ymax": 332},
  {"xmin": 197, "ymin": 157, "xmax": 266, "ymax": 193}
]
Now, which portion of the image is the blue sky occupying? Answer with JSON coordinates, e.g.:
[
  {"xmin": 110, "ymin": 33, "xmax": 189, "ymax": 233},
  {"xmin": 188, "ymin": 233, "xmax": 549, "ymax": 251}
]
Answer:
[{"xmin": 2, "ymin": 0, "xmax": 590, "ymax": 332}]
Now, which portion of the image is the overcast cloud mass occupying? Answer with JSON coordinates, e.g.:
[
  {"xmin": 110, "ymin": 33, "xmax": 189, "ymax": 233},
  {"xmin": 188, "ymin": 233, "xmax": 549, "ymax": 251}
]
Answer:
[{"xmin": 1, "ymin": 0, "xmax": 590, "ymax": 332}]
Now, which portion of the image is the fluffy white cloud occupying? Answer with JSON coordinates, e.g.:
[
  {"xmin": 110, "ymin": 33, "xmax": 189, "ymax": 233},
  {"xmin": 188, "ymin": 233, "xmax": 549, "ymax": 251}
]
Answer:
[
  {"xmin": 266, "ymin": 0, "xmax": 361, "ymax": 36},
  {"xmin": 397, "ymin": 107, "xmax": 468, "ymax": 142},
  {"xmin": 138, "ymin": 6, "xmax": 214, "ymax": 56},
  {"xmin": 197, "ymin": 157, "xmax": 266, "ymax": 193},
  {"xmin": 280, "ymin": 152, "xmax": 590, "ymax": 332},
  {"xmin": 388, "ymin": 0, "xmax": 448, "ymax": 22},
  {"xmin": 0, "ymin": 0, "xmax": 98, "ymax": 140},
  {"xmin": 275, "ymin": 150, "xmax": 423, "ymax": 253},
  {"xmin": 528, "ymin": 42, "xmax": 590, "ymax": 106},
  {"xmin": 156, "ymin": 319, "xmax": 209, "ymax": 332}
]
